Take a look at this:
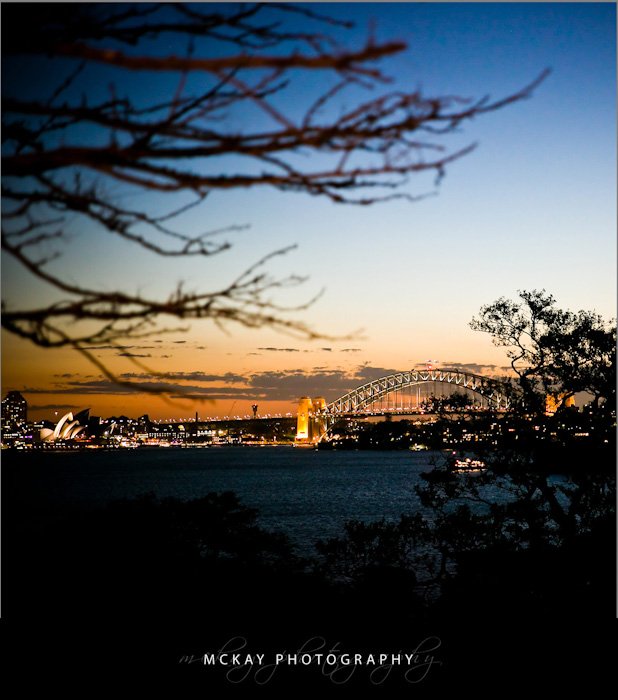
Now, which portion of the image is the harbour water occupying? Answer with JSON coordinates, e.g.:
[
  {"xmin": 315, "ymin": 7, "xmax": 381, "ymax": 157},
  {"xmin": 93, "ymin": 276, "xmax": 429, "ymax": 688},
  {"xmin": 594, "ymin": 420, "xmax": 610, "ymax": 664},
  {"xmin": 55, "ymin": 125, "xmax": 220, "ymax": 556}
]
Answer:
[{"xmin": 5, "ymin": 446, "xmax": 446, "ymax": 554}]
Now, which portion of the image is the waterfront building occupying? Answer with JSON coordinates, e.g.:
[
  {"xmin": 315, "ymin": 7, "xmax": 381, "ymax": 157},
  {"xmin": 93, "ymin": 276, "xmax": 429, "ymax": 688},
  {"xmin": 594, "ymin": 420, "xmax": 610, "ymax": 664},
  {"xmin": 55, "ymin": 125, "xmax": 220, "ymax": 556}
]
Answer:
[{"xmin": 1, "ymin": 390, "xmax": 28, "ymax": 426}]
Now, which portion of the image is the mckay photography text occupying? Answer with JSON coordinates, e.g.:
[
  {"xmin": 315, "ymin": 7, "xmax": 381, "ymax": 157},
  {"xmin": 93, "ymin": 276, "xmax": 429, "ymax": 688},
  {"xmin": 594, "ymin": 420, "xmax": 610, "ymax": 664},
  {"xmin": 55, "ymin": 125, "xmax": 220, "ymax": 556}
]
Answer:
[{"xmin": 179, "ymin": 635, "xmax": 442, "ymax": 685}]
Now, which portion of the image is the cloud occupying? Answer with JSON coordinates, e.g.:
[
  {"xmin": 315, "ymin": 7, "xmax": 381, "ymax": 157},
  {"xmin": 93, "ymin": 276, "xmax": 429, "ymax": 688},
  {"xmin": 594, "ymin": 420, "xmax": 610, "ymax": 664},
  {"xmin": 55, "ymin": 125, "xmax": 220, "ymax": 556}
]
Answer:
[
  {"xmin": 87, "ymin": 345, "xmax": 134, "ymax": 351},
  {"xmin": 321, "ymin": 347, "xmax": 332, "ymax": 352},
  {"xmin": 438, "ymin": 362, "xmax": 503, "ymax": 375},
  {"xmin": 245, "ymin": 365, "xmax": 391, "ymax": 401},
  {"xmin": 53, "ymin": 373, "xmax": 80, "ymax": 378},
  {"xmin": 28, "ymin": 403, "xmax": 76, "ymax": 411},
  {"xmin": 407, "ymin": 361, "xmax": 513, "ymax": 378},
  {"xmin": 173, "ymin": 341, "xmax": 187, "ymax": 344},
  {"xmin": 80, "ymin": 344, "xmax": 155, "ymax": 352},
  {"xmin": 22, "ymin": 381, "xmax": 152, "ymax": 396},
  {"xmin": 340, "ymin": 348, "xmax": 362, "ymax": 353},
  {"xmin": 257, "ymin": 347, "xmax": 300, "ymax": 353},
  {"xmin": 119, "ymin": 371, "xmax": 245, "ymax": 384},
  {"xmin": 24, "ymin": 367, "xmax": 367, "ymax": 401},
  {"xmin": 166, "ymin": 391, "xmax": 266, "ymax": 401},
  {"xmin": 28, "ymin": 363, "xmax": 490, "ymax": 404},
  {"xmin": 354, "ymin": 365, "xmax": 400, "ymax": 383},
  {"xmin": 21, "ymin": 379, "xmax": 250, "ymax": 397}
]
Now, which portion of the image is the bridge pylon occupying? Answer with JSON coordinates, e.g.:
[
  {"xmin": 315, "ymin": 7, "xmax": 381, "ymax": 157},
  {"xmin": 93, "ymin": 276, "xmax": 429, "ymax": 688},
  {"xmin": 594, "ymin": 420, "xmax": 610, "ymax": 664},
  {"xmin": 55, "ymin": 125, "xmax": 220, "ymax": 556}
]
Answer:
[{"xmin": 295, "ymin": 396, "xmax": 328, "ymax": 445}]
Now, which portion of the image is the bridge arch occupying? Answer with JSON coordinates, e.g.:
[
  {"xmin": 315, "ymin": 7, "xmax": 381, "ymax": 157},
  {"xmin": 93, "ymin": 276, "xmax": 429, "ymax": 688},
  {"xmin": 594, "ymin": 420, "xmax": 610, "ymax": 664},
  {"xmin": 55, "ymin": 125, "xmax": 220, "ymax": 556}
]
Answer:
[{"xmin": 326, "ymin": 368, "xmax": 510, "ymax": 414}]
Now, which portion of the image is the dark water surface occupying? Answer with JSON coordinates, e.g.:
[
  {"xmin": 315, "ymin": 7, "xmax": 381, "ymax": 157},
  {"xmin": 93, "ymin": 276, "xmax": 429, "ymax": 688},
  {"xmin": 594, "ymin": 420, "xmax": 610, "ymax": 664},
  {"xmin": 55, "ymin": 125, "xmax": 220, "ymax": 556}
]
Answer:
[{"xmin": 4, "ymin": 446, "xmax": 444, "ymax": 553}]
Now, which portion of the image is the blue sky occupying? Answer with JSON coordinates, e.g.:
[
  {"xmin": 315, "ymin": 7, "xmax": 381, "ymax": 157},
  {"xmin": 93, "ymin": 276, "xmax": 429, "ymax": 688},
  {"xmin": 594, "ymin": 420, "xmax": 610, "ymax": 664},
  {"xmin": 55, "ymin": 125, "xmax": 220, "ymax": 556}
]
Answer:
[
  {"xmin": 2, "ymin": 2, "xmax": 616, "ymax": 418},
  {"xmin": 184, "ymin": 2, "xmax": 617, "ymax": 348}
]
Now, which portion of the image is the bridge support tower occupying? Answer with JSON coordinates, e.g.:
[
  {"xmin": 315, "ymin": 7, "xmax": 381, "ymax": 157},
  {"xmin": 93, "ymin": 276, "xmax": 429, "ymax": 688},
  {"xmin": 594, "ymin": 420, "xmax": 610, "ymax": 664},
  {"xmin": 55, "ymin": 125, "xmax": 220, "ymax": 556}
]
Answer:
[{"xmin": 295, "ymin": 396, "xmax": 328, "ymax": 445}]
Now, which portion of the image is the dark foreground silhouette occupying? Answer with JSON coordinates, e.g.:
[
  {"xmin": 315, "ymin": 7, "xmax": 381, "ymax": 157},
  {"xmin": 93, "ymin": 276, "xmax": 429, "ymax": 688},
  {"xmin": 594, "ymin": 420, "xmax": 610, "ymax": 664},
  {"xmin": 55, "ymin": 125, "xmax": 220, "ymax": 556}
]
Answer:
[{"xmin": 3, "ymin": 483, "xmax": 615, "ymax": 692}]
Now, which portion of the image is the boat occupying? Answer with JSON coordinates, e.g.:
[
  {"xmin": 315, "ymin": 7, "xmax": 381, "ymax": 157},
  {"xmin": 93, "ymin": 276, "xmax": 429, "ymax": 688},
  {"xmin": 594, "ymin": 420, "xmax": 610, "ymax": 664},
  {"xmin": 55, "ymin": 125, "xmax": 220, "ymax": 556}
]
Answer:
[{"xmin": 449, "ymin": 455, "xmax": 487, "ymax": 474}]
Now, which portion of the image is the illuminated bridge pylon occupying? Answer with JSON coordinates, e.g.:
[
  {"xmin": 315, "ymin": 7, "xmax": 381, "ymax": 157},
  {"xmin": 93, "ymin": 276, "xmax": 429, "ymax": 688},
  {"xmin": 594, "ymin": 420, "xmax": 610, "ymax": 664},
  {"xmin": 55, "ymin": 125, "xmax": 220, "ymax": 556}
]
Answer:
[{"xmin": 295, "ymin": 368, "xmax": 511, "ymax": 444}]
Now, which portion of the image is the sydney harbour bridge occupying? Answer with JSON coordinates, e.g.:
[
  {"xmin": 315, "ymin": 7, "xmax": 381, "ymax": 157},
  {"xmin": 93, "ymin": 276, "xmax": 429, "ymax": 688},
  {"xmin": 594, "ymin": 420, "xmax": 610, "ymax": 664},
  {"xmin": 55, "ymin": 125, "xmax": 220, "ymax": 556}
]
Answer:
[{"xmin": 295, "ymin": 367, "xmax": 511, "ymax": 444}]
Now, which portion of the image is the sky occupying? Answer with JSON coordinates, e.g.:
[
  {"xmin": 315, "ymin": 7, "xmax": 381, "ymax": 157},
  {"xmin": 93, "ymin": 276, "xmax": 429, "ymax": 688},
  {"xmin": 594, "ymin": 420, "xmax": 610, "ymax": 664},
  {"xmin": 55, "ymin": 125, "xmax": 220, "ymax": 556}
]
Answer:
[{"xmin": 2, "ymin": 2, "xmax": 616, "ymax": 421}]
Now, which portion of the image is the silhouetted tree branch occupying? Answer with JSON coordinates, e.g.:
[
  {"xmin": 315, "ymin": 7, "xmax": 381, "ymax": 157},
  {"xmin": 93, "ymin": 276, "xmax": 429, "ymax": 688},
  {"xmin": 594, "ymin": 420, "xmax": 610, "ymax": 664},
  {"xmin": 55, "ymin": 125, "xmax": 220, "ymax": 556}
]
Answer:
[{"xmin": 2, "ymin": 3, "xmax": 548, "ymax": 389}]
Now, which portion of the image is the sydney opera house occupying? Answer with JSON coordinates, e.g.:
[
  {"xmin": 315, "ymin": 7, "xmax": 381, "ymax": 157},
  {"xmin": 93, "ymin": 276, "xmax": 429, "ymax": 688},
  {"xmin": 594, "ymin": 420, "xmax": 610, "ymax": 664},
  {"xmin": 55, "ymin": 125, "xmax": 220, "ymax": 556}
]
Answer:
[{"xmin": 40, "ymin": 409, "xmax": 90, "ymax": 442}]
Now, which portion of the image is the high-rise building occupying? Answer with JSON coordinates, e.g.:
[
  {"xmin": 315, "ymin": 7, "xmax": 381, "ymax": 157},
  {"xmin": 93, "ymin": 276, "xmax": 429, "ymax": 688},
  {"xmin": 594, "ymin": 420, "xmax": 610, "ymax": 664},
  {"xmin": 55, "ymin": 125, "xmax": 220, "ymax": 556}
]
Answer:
[{"xmin": 1, "ymin": 390, "xmax": 28, "ymax": 425}]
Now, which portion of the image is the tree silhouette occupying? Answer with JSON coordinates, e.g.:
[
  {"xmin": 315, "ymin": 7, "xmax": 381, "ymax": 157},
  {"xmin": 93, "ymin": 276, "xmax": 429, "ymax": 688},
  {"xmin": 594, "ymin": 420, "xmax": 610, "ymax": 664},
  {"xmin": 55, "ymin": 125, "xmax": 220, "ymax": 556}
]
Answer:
[
  {"xmin": 2, "ymin": 3, "xmax": 548, "ymax": 387},
  {"xmin": 470, "ymin": 289, "xmax": 616, "ymax": 415}
]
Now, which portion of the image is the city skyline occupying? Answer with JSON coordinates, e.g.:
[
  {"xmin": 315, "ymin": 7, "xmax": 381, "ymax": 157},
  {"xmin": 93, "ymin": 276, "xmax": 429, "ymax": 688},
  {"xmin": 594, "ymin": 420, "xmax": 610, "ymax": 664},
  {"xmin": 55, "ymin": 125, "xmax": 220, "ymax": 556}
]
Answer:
[{"xmin": 2, "ymin": 2, "xmax": 616, "ymax": 420}]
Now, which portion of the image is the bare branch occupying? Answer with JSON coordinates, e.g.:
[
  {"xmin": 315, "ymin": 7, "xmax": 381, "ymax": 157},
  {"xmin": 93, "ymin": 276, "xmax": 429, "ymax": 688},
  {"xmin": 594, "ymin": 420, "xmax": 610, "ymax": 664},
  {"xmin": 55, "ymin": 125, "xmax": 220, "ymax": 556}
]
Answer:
[
  {"xmin": 1, "ymin": 3, "xmax": 547, "ymax": 390},
  {"xmin": 51, "ymin": 39, "xmax": 406, "ymax": 79}
]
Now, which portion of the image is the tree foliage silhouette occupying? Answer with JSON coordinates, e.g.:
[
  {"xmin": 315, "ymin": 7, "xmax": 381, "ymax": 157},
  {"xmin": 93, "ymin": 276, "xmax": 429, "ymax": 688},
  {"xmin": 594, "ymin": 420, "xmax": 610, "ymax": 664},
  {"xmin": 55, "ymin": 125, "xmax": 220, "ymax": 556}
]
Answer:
[{"xmin": 470, "ymin": 289, "xmax": 616, "ymax": 415}]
